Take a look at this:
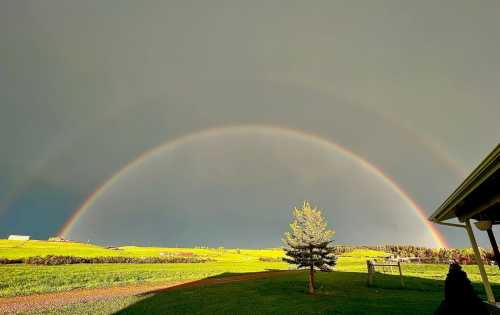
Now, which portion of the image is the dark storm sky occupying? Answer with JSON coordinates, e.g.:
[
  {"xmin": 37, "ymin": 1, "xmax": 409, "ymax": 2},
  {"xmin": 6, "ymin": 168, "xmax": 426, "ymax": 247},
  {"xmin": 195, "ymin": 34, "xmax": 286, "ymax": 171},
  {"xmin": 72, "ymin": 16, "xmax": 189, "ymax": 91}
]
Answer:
[{"xmin": 1, "ymin": 1, "xmax": 499, "ymax": 247}]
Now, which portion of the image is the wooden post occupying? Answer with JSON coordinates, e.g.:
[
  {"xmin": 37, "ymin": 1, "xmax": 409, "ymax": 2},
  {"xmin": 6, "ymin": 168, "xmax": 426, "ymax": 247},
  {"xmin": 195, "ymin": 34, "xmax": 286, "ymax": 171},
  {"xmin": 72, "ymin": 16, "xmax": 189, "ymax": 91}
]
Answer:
[
  {"xmin": 397, "ymin": 261, "xmax": 405, "ymax": 288},
  {"xmin": 465, "ymin": 219, "xmax": 495, "ymax": 305},
  {"xmin": 367, "ymin": 260, "xmax": 374, "ymax": 286},
  {"xmin": 486, "ymin": 228, "xmax": 500, "ymax": 271}
]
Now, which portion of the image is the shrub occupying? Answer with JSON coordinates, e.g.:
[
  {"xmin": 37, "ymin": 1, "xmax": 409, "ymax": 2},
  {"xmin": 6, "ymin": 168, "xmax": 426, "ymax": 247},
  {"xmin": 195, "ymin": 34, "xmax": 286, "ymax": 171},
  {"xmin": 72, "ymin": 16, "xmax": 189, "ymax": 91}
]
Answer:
[
  {"xmin": 258, "ymin": 257, "xmax": 283, "ymax": 262},
  {"xmin": 0, "ymin": 255, "xmax": 212, "ymax": 265},
  {"xmin": 0, "ymin": 258, "xmax": 23, "ymax": 264}
]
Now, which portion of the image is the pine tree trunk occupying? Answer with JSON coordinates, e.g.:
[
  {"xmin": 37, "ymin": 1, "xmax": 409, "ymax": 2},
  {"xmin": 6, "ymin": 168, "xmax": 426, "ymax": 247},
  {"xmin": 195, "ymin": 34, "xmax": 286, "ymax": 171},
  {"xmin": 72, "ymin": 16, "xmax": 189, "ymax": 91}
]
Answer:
[
  {"xmin": 309, "ymin": 246, "xmax": 315, "ymax": 294},
  {"xmin": 309, "ymin": 265, "xmax": 315, "ymax": 294}
]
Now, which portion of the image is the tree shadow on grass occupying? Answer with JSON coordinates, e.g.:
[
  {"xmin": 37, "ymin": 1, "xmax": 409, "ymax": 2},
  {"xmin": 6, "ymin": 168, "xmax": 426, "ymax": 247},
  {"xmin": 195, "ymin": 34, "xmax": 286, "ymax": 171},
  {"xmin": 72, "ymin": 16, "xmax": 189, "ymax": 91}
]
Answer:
[
  {"xmin": 204, "ymin": 270, "xmax": 287, "ymax": 279},
  {"xmin": 111, "ymin": 270, "xmax": 500, "ymax": 315},
  {"xmin": 134, "ymin": 270, "xmax": 299, "ymax": 296}
]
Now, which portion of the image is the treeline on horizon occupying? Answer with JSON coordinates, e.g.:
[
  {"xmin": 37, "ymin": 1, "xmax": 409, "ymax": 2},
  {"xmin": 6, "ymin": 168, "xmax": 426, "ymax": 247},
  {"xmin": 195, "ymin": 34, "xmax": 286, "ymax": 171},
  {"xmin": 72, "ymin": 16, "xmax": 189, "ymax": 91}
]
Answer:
[
  {"xmin": 334, "ymin": 244, "xmax": 496, "ymax": 264},
  {"xmin": 188, "ymin": 244, "xmax": 496, "ymax": 265}
]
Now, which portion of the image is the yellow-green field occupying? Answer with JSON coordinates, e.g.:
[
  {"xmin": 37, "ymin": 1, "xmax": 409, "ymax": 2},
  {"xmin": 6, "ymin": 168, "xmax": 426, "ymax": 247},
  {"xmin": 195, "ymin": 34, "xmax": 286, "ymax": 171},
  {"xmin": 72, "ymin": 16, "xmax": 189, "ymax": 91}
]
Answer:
[
  {"xmin": 0, "ymin": 240, "xmax": 288, "ymax": 297},
  {"xmin": 1, "ymin": 239, "xmax": 500, "ymax": 314},
  {"xmin": 0, "ymin": 239, "xmax": 283, "ymax": 260}
]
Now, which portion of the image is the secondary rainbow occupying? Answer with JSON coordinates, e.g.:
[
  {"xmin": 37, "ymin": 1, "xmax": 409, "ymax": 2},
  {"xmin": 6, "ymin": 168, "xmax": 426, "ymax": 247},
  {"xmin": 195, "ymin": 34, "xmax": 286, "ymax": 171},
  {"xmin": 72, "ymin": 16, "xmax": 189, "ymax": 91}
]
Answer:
[
  {"xmin": 264, "ymin": 75, "xmax": 467, "ymax": 179},
  {"xmin": 59, "ymin": 124, "xmax": 448, "ymax": 248}
]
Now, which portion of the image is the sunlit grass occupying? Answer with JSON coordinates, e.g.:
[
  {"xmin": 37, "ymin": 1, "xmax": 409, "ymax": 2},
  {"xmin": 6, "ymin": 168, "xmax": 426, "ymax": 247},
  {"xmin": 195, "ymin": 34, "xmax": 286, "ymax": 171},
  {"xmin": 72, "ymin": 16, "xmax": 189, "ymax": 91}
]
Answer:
[
  {"xmin": 23, "ymin": 255, "xmax": 500, "ymax": 315},
  {"xmin": 2, "ymin": 239, "xmax": 500, "ymax": 314},
  {"xmin": 0, "ymin": 261, "xmax": 288, "ymax": 297},
  {"xmin": 0, "ymin": 240, "xmax": 284, "ymax": 260},
  {"xmin": 0, "ymin": 239, "xmax": 289, "ymax": 297}
]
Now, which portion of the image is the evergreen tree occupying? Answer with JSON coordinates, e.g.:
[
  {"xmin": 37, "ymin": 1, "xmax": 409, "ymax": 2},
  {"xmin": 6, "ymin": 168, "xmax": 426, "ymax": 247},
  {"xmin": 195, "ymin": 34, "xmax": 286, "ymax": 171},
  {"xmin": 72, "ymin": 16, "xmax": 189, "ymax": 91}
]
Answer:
[{"xmin": 282, "ymin": 201, "xmax": 337, "ymax": 294}]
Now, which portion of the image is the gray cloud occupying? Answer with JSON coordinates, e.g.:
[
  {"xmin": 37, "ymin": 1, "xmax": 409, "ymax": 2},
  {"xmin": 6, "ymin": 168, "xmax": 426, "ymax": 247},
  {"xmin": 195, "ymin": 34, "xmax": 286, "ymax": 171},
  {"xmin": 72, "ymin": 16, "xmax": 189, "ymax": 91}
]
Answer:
[{"xmin": 1, "ymin": 0, "xmax": 499, "ymax": 247}]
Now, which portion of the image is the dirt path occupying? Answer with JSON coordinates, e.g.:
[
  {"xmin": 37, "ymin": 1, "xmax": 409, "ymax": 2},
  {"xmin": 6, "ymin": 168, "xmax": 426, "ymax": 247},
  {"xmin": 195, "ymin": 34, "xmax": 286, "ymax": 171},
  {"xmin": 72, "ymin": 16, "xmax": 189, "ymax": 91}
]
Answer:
[{"xmin": 0, "ymin": 270, "xmax": 299, "ymax": 314}]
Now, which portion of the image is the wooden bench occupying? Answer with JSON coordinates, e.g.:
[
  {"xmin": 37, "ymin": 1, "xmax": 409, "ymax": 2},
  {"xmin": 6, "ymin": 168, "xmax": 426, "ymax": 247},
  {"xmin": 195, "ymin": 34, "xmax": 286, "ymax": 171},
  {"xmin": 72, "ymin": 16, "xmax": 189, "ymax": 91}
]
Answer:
[{"xmin": 367, "ymin": 260, "xmax": 405, "ymax": 288}]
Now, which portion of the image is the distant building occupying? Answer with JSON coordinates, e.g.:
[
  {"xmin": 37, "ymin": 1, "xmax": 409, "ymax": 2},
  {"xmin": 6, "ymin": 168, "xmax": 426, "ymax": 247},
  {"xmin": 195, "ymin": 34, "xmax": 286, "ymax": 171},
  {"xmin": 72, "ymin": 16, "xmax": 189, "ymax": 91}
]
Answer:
[
  {"xmin": 8, "ymin": 235, "xmax": 31, "ymax": 241},
  {"xmin": 48, "ymin": 236, "xmax": 66, "ymax": 242}
]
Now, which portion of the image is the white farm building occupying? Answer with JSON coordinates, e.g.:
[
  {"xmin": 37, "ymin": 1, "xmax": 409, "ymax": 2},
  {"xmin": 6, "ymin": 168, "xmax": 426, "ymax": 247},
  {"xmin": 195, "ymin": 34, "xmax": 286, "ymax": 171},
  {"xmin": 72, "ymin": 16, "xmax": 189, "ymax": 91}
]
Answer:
[{"xmin": 8, "ymin": 235, "xmax": 31, "ymax": 241}]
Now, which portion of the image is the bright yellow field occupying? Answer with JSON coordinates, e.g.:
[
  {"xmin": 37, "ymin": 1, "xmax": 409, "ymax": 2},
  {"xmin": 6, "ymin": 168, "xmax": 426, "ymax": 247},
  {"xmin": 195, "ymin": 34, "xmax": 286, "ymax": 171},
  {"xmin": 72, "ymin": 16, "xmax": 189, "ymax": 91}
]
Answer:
[
  {"xmin": 0, "ymin": 239, "xmax": 284, "ymax": 261},
  {"xmin": 2, "ymin": 239, "xmax": 499, "ymax": 300}
]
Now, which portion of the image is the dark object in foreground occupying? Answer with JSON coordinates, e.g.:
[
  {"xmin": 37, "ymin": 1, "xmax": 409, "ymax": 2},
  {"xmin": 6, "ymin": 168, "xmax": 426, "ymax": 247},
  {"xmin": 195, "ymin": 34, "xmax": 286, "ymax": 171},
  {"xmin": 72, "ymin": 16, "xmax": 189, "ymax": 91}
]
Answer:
[{"xmin": 434, "ymin": 262, "xmax": 489, "ymax": 315}]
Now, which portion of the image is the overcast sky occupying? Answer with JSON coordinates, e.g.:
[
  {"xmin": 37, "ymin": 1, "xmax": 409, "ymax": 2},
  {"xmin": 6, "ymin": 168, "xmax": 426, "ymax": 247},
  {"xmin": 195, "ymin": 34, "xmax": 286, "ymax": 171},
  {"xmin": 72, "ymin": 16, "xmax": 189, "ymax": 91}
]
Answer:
[{"xmin": 1, "ymin": 1, "xmax": 499, "ymax": 247}]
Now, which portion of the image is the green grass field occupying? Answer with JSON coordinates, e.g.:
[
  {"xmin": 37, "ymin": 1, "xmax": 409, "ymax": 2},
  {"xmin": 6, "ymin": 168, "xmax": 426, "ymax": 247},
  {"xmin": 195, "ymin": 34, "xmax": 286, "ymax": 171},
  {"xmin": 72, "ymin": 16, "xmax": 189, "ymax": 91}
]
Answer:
[
  {"xmin": 27, "ymin": 271, "xmax": 448, "ymax": 315},
  {"xmin": 0, "ymin": 239, "xmax": 283, "ymax": 260},
  {"xmin": 2, "ymin": 240, "xmax": 500, "ymax": 314},
  {"xmin": 25, "ymin": 263, "xmax": 500, "ymax": 315},
  {"xmin": 0, "ymin": 240, "xmax": 287, "ymax": 297}
]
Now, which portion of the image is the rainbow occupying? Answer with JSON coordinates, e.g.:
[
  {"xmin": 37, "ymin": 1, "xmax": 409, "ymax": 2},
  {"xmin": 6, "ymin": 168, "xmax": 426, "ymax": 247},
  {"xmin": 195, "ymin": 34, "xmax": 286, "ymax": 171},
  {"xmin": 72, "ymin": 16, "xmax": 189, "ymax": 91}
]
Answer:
[
  {"xmin": 59, "ymin": 125, "xmax": 448, "ymax": 248},
  {"xmin": 0, "ymin": 80, "xmax": 467, "ymax": 219},
  {"xmin": 263, "ymin": 75, "xmax": 467, "ymax": 179}
]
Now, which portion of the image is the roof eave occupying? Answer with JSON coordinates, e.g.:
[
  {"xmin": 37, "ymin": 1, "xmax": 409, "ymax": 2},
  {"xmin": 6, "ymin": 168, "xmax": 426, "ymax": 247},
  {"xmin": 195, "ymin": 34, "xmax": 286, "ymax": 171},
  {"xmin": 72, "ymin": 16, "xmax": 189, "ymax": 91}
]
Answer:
[{"xmin": 430, "ymin": 143, "xmax": 500, "ymax": 223}]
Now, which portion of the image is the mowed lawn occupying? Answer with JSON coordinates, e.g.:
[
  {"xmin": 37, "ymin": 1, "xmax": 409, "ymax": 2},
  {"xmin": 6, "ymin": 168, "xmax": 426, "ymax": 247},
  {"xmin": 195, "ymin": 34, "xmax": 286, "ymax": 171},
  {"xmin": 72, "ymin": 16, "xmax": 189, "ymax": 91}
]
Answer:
[
  {"xmin": 0, "ymin": 240, "xmax": 287, "ymax": 297},
  {"xmin": 2, "ymin": 240, "xmax": 500, "ymax": 314},
  {"xmin": 0, "ymin": 262, "xmax": 289, "ymax": 297},
  {"xmin": 27, "ymin": 269, "xmax": 500, "ymax": 315}
]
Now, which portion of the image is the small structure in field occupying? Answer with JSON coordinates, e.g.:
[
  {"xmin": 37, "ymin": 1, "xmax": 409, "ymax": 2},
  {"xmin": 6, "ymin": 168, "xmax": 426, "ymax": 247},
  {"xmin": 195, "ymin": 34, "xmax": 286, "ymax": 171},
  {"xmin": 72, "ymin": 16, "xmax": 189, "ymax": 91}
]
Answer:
[
  {"xmin": 8, "ymin": 235, "xmax": 31, "ymax": 241},
  {"xmin": 366, "ymin": 259, "xmax": 405, "ymax": 288},
  {"xmin": 48, "ymin": 236, "xmax": 67, "ymax": 242}
]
